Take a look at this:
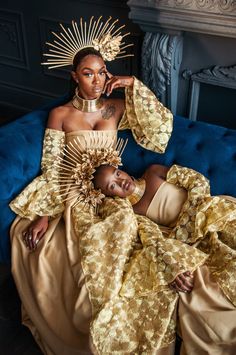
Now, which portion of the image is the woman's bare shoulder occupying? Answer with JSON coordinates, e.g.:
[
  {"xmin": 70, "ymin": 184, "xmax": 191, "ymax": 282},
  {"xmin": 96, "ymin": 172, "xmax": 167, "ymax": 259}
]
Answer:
[
  {"xmin": 47, "ymin": 104, "xmax": 72, "ymax": 130},
  {"xmin": 143, "ymin": 164, "xmax": 170, "ymax": 179}
]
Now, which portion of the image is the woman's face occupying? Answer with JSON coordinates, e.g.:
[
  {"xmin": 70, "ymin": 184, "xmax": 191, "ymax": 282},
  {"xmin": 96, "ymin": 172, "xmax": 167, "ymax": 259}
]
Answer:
[
  {"xmin": 71, "ymin": 54, "xmax": 106, "ymax": 99},
  {"xmin": 94, "ymin": 165, "xmax": 135, "ymax": 198}
]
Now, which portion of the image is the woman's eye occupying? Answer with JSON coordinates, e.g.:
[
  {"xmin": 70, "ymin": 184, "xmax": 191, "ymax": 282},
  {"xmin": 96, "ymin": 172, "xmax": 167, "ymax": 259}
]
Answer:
[
  {"xmin": 84, "ymin": 73, "xmax": 92, "ymax": 77},
  {"xmin": 110, "ymin": 183, "xmax": 116, "ymax": 190},
  {"xmin": 116, "ymin": 170, "xmax": 120, "ymax": 176},
  {"xmin": 100, "ymin": 71, "xmax": 106, "ymax": 76}
]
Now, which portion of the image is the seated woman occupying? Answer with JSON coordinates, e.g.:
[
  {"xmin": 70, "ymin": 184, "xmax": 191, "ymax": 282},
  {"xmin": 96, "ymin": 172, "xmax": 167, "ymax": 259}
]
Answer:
[
  {"xmin": 9, "ymin": 16, "xmax": 175, "ymax": 355},
  {"xmin": 94, "ymin": 163, "xmax": 236, "ymax": 354}
]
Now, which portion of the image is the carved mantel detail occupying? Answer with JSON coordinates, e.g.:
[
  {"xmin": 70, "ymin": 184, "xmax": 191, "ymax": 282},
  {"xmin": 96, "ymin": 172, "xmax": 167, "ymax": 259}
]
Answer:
[
  {"xmin": 127, "ymin": 0, "xmax": 236, "ymax": 38},
  {"xmin": 183, "ymin": 64, "xmax": 236, "ymax": 120},
  {"xmin": 142, "ymin": 0, "xmax": 236, "ymax": 13}
]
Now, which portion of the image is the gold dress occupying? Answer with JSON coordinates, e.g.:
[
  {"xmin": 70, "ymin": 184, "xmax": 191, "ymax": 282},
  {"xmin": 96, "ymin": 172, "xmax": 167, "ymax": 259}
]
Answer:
[{"xmin": 145, "ymin": 177, "xmax": 236, "ymax": 354}]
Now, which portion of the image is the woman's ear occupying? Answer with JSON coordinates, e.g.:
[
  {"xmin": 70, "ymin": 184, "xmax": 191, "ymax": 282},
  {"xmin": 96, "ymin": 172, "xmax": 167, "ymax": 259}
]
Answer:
[{"xmin": 71, "ymin": 71, "xmax": 78, "ymax": 84}]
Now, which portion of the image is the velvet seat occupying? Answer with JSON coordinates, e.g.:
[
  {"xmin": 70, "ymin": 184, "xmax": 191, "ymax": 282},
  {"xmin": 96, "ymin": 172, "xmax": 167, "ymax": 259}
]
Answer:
[{"xmin": 1, "ymin": 103, "xmax": 236, "ymax": 262}]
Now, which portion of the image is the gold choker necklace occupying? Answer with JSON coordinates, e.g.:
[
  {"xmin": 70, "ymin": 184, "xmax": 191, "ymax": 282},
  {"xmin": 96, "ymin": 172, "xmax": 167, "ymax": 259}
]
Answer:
[
  {"xmin": 72, "ymin": 88, "xmax": 103, "ymax": 112},
  {"xmin": 127, "ymin": 178, "xmax": 146, "ymax": 205}
]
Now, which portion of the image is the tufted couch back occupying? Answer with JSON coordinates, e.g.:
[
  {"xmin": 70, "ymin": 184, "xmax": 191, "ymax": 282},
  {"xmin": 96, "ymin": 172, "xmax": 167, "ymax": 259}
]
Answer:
[{"xmin": 1, "ymin": 108, "xmax": 236, "ymax": 262}]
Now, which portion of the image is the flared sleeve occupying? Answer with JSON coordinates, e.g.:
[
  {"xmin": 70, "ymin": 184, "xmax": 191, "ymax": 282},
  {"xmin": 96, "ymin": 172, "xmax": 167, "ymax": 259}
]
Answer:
[
  {"xmin": 9, "ymin": 128, "xmax": 65, "ymax": 220},
  {"xmin": 120, "ymin": 215, "xmax": 207, "ymax": 297},
  {"xmin": 118, "ymin": 77, "xmax": 173, "ymax": 153},
  {"xmin": 166, "ymin": 164, "xmax": 211, "ymax": 199},
  {"xmin": 166, "ymin": 165, "xmax": 211, "ymax": 244}
]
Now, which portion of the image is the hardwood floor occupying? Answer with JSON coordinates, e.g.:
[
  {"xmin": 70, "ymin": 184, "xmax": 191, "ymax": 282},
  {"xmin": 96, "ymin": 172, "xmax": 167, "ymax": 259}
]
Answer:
[{"xmin": 0, "ymin": 263, "xmax": 42, "ymax": 355}]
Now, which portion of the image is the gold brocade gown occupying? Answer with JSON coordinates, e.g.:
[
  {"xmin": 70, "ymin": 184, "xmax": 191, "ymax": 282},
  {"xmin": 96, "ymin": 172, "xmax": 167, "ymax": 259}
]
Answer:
[
  {"xmin": 144, "ymin": 179, "xmax": 236, "ymax": 355},
  {"xmin": 10, "ymin": 130, "xmax": 118, "ymax": 355}
]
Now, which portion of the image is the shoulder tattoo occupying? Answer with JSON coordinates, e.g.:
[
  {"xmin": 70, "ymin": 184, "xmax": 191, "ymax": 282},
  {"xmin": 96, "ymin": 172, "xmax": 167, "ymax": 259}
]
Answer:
[{"xmin": 101, "ymin": 104, "xmax": 116, "ymax": 120}]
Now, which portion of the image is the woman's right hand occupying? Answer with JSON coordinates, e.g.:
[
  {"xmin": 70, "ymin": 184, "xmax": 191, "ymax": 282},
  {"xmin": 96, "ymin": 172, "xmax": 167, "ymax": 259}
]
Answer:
[
  {"xmin": 22, "ymin": 216, "xmax": 49, "ymax": 251},
  {"xmin": 169, "ymin": 271, "xmax": 194, "ymax": 293}
]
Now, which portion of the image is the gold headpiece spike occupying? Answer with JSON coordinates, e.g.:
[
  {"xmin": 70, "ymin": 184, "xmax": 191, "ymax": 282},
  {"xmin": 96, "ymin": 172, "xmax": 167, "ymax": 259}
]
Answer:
[
  {"xmin": 107, "ymin": 20, "xmax": 120, "ymax": 36},
  {"xmin": 73, "ymin": 20, "xmax": 84, "ymax": 48},
  {"xmin": 53, "ymin": 28, "xmax": 78, "ymax": 52},
  {"xmin": 115, "ymin": 138, "xmax": 122, "ymax": 153},
  {"xmin": 46, "ymin": 41, "xmax": 74, "ymax": 56},
  {"xmin": 103, "ymin": 18, "xmax": 118, "ymax": 35},
  {"xmin": 120, "ymin": 43, "xmax": 134, "ymax": 51},
  {"xmin": 73, "ymin": 137, "xmax": 87, "ymax": 154},
  {"xmin": 111, "ymin": 24, "xmax": 126, "ymax": 37},
  {"xmin": 62, "ymin": 28, "xmax": 80, "ymax": 53},
  {"xmin": 84, "ymin": 21, "xmax": 87, "ymax": 47},
  {"xmin": 68, "ymin": 141, "xmax": 82, "ymax": 158},
  {"xmin": 59, "ymin": 24, "xmax": 82, "ymax": 51},
  {"xmin": 121, "ymin": 32, "xmax": 131, "ymax": 39},
  {"xmin": 86, "ymin": 16, "xmax": 94, "ymax": 45},
  {"xmin": 63, "ymin": 147, "xmax": 81, "ymax": 166},
  {"xmin": 55, "ymin": 156, "xmax": 76, "ymax": 168},
  {"xmin": 80, "ymin": 18, "xmax": 85, "ymax": 47},
  {"xmin": 119, "ymin": 138, "xmax": 128, "ymax": 157},
  {"xmin": 55, "ymin": 164, "xmax": 72, "ymax": 173},
  {"xmin": 52, "ymin": 30, "xmax": 77, "ymax": 54},
  {"xmin": 48, "ymin": 49, "xmax": 73, "ymax": 57},
  {"xmin": 67, "ymin": 27, "xmax": 82, "ymax": 52},
  {"xmin": 89, "ymin": 16, "xmax": 102, "ymax": 45},
  {"xmin": 98, "ymin": 17, "xmax": 113, "ymax": 38},
  {"xmin": 94, "ymin": 21, "xmax": 103, "ymax": 43},
  {"xmin": 116, "ymin": 54, "xmax": 134, "ymax": 59}
]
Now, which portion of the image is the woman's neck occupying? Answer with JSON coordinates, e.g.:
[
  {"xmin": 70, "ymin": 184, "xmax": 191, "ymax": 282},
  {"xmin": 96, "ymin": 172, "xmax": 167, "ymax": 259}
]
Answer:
[
  {"xmin": 72, "ymin": 87, "xmax": 103, "ymax": 112},
  {"xmin": 127, "ymin": 178, "xmax": 146, "ymax": 206}
]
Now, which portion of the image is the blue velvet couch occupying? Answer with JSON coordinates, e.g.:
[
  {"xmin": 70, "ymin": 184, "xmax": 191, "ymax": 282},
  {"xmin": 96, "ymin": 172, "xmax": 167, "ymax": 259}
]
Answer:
[{"xmin": 1, "ymin": 102, "xmax": 236, "ymax": 263}]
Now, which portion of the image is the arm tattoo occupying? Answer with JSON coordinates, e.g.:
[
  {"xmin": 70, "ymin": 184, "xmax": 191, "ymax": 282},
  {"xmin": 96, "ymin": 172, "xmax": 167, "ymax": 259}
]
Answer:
[{"xmin": 101, "ymin": 104, "xmax": 116, "ymax": 120}]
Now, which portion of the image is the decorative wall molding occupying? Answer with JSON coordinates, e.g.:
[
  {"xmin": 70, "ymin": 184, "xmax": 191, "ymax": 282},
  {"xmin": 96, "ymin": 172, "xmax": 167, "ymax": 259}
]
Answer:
[
  {"xmin": 184, "ymin": 64, "xmax": 236, "ymax": 89},
  {"xmin": 128, "ymin": 0, "xmax": 236, "ymax": 38},
  {"xmin": 142, "ymin": 32, "xmax": 183, "ymax": 113},
  {"xmin": 134, "ymin": 1, "xmax": 236, "ymax": 13},
  {"xmin": 183, "ymin": 64, "xmax": 236, "ymax": 120},
  {"xmin": 0, "ymin": 9, "xmax": 29, "ymax": 69},
  {"xmin": 39, "ymin": 17, "xmax": 72, "ymax": 80},
  {"xmin": 0, "ymin": 80, "xmax": 59, "ymax": 116},
  {"xmin": 70, "ymin": 0, "xmax": 128, "ymax": 8},
  {"xmin": 0, "ymin": 79, "xmax": 59, "ymax": 99}
]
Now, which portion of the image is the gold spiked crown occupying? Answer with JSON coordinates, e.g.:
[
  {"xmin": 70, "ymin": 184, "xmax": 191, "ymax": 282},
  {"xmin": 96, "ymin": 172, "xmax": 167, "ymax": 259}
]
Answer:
[
  {"xmin": 42, "ymin": 16, "xmax": 133, "ymax": 69},
  {"xmin": 52, "ymin": 135, "xmax": 128, "ymax": 210}
]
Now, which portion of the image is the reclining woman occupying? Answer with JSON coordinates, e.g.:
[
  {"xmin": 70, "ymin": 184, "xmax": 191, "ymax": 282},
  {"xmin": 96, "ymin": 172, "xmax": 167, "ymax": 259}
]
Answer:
[
  {"xmin": 94, "ymin": 163, "xmax": 236, "ymax": 354},
  {"xmin": 9, "ymin": 16, "xmax": 175, "ymax": 355}
]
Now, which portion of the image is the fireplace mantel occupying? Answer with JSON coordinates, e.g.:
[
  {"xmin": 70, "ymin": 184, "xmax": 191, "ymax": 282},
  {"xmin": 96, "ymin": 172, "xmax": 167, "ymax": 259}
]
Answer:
[
  {"xmin": 127, "ymin": 0, "xmax": 236, "ymax": 38},
  {"xmin": 127, "ymin": 0, "xmax": 236, "ymax": 128}
]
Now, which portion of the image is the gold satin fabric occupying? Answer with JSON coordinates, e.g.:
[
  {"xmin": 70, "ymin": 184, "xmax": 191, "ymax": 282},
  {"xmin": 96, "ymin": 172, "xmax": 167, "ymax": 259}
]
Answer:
[
  {"xmin": 179, "ymin": 265, "xmax": 236, "ymax": 355},
  {"xmin": 146, "ymin": 181, "xmax": 187, "ymax": 227}
]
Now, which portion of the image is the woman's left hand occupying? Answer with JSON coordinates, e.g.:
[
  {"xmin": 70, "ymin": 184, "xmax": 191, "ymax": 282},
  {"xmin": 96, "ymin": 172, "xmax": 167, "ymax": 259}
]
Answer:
[
  {"xmin": 103, "ymin": 71, "xmax": 134, "ymax": 96},
  {"xmin": 170, "ymin": 271, "xmax": 194, "ymax": 293}
]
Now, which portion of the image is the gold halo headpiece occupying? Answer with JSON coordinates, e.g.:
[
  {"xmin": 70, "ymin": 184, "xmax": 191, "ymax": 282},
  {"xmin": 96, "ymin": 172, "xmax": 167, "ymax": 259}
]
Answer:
[
  {"xmin": 42, "ymin": 16, "xmax": 133, "ymax": 69},
  {"xmin": 52, "ymin": 135, "xmax": 128, "ymax": 210}
]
